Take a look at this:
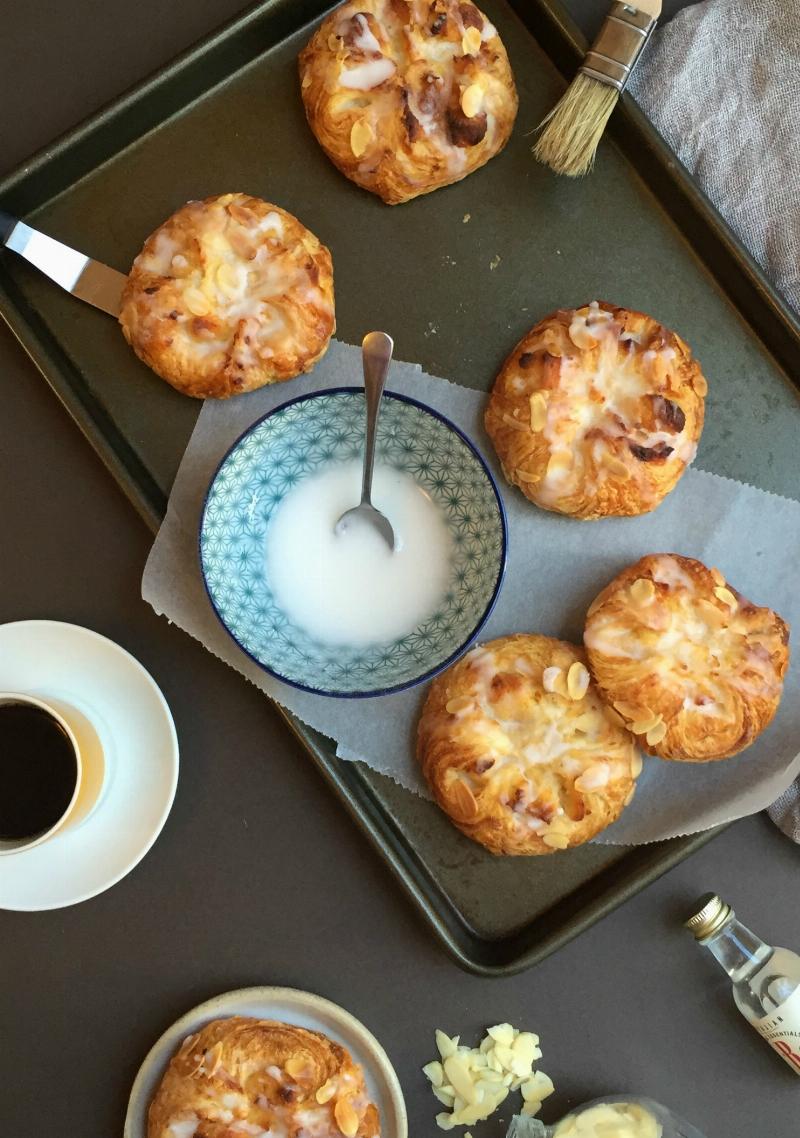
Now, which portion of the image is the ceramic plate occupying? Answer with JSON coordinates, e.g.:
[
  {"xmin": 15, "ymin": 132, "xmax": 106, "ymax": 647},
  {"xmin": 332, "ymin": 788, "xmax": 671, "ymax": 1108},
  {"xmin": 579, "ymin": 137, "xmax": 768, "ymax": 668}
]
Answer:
[
  {"xmin": 200, "ymin": 388, "xmax": 507, "ymax": 697},
  {"xmin": 0, "ymin": 620, "xmax": 178, "ymax": 910},
  {"xmin": 124, "ymin": 986, "xmax": 408, "ymax": 1138}
]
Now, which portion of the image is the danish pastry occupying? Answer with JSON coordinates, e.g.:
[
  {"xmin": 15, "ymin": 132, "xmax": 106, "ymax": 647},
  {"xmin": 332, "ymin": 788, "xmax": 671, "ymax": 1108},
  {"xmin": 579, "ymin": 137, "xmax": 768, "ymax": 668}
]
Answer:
[
  {"xmin": 147, "ymin": 1016, "xmax": 379, "ymax": 1138},
  {"xmin": 584, "ymin": 553, "xmax": 790, "ymax": 762},
  {"xmin": 298, "ymin": 1, "xmax": 518, "ymax": 205},
  {"xmin": 484, "ymin": 302, "xmax": 707, "ymax": 519},
  {"xmin": 119, "ymin": 193, "xmax": 335, "ymax": 399},
  {"xmin": 417, "ymin": 634, "xmax": 640, "ymax": 855}
]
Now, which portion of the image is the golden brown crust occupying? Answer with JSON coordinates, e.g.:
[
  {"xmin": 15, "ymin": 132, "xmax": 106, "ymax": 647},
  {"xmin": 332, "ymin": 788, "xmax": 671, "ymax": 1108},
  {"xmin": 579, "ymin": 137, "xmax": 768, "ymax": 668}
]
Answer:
[
  {"xmin": 299, "ymin": 0, "xmax": 518, "ymax": 205},
  {"xmin": 417, "ymin": 634, "xmax": 640, "ymax": 855},
  {"xmin": 584, "ymin": 554, "xmax": 790, "ymax": 762},
  {"xmin": 120, "ymin": 194, "xmax": 335, "ymax": 399},
  {"xmin": 147, "ymin": 1016, "xmax": 379, "ymax": 1138},
  {"xmin": 484, "ymin": 301, "xmax": 707, "ymax": 520}
]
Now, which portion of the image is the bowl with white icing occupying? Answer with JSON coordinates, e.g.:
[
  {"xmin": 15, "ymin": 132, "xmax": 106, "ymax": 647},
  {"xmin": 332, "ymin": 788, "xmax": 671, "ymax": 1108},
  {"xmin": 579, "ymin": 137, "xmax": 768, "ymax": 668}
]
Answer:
[{"xmin": 199, "ymin": 388, "xmax": 507, "ymax": 696}]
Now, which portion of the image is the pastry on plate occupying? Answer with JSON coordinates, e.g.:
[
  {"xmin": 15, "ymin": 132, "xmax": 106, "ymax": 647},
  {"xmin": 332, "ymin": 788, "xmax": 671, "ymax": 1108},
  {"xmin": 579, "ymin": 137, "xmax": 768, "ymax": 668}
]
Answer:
[
  {"xmin": 298, "ymin": 0, "xmax": 518, "ymax": 204},
  {"xmin": 484, "ymin": 301, "xmax": 707, "ymax": 519},
  {"xmin": 120, "ymin": 193, "xmax": 335, "ymax": 399},
  {"xmin": 147, "ymin": 1016, "xmax": 379, "ymax": 1138},
  {"xmin": 584, "ymin": 553, "xmax": 790, "ymax": 762},
  {"xmin": 417, "ymin": 633, "xmax": 640, "ymax": 855}
]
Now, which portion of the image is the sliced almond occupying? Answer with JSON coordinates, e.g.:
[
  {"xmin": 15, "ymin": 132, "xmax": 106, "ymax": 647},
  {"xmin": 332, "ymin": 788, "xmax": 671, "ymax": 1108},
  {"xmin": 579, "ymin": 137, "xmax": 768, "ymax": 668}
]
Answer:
[
  {"xmin": 602, "ymin": 451, "xmax": 630, "ymax": 479},
  {"xmin": 460, "ymin": 82, "xmax": 483, "ymax": 118},
  {"xmin": 446, "ymin": 696, "xmax": 473, "ymax": 716},
  {"xmin": 215, "ymin": 262, "xmax": 242, "ymax": 297},
  {"xmin": 461, "ymin": 26, "xmax": 482, "ymax": 54},
  {"xmin": 698, "ymin": 598, "xmax": 728, "ymax": 628},
  {"xmin": 710, "ymin": 566, "xmax": 726, "ymax": 587},
  {"xmin": 646, "ymin": 721, "xmax": 668, "ymax": 746},
  {"xmin": 450, "ymin": 778, "xmax": 479, "ymax": 820},
  {"xmin": 571, "ymin": 712, "xmax": 596, "ymax": 734},
  {"xmin": 434, "ymin": 1086, "xmax": 455, "ymax": 1107},
  {"xmin": 515, "ymin": 469, "xmax": 542, "ymax": 483},
  {"xmin": 529, "ymin": 391, "xmax": 548, "ymax": 431},
  {"xmin": 350, "ymin": 117, "xmax": 373, "ymax": 157},
  {"xmin": 316, "ymin": 1079, "xmax": 337, "ymax": 1104},
  {"xmin": 614, "ymin": 700, "xmax": 649, "ymax": 723},
  {"xmin": 566, "ymin": 661, "xmax": 590, "ymax": 701},
  {"xmin": 714, "ymin": 585, "xmax": 738, "ymax": 609},
  {"xmin": 423, "ymin": 1061, "xmax": 444, "ymax": 1087},
  {"xmin": 693, "ymin": 373, "xmax": 708, "ymax": 397},
  {"xmin": 631, "ymin": 711, "xmax": 662, "ymax": 735},
  {"xmin": 301, "ymin": 70, "xmax": 312, "ymax": 89},
  {"xmin": 334, "ymin": 1096, "xmax": 360, "ymax": 1138},
  {"xmin": 285, "ymin": 1055, "xmax": 311, "ymax": 1080},
  {"xmin": 184, "ymin": 287, "xmax": 212, "ymax": 317},
  {"xmin": 436, "ymin": 1030, "xmax": 459, "ymax": 1060},
  {"xmin": 630, "ymin": 750, "xmax": 643, "ymax": 777},
  {"xmin": 542, "ymin": 832, "xmax": 569, "ymax": 849},
  {"xmin": 574, "ymin": 762, "xmax": 610, "ymax": 793},
  {"xmin": 436, "ymin": 1113, "xmax": 456, "ymax": 1131},
  {"xmin": 444, "ymin": 1055, "xmax": 476, "ymax": 1103},
  {"xmin": 542, "ymin": 665, "xmax": 565, "ymax": 695},
  {"xmin": 487, "ymin": 1023, "xmax": 515, "ymax": 1046},
  {"xmin": 630, "ymin": 577, "xmax": 655, "ymax": 606}
]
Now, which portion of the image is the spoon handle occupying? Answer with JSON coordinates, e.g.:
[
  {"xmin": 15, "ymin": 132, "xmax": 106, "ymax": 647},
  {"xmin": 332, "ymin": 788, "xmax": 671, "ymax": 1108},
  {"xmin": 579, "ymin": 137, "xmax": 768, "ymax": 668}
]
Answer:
[{"xmin": 360, "ymin": 331, "xmax": 394, "ymax": 506}]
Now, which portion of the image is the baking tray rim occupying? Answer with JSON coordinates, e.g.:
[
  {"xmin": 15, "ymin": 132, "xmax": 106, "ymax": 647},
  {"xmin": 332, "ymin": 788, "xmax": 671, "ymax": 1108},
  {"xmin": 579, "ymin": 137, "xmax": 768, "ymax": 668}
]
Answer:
[{"xmin": 1, "ymin": 0, "xmax": 790, "ymax": 974}]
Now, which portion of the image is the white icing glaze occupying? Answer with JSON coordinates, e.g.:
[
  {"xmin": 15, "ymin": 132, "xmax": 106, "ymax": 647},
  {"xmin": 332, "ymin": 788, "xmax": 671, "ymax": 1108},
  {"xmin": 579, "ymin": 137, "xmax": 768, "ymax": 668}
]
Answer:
[
  {"xmin": 517, "ymin": 302, "xmax": 696, "ymax": 510},
  {"xmin": 353, "ymin": 11, "xmax": 381, "ymax": 53},
  {"xmin": 168, "ymin": 1121, "xmax": 200, "ymax": 1138},
  {"xmin": 340, "ymin": 56, "xmax": 396, "ymax": 89}
]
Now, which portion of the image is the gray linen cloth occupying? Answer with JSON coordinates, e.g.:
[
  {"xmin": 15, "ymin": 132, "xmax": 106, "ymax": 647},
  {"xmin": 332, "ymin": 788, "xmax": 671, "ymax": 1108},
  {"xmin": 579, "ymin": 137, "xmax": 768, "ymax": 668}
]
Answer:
[
  {"xmin": 629, "ymin": 0, "xmax": 800, "ymax": 315},
  {"xmin": 630, "ymin": 0, "xmax": 800, "ymax": 841}
]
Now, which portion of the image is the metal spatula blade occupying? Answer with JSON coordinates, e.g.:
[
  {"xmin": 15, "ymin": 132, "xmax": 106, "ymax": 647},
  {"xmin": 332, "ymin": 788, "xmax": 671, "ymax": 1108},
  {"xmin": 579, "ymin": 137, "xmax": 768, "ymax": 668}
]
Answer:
[{"xmin": 0, "ymin": 210, "xmax": 127, "ymax": 317}]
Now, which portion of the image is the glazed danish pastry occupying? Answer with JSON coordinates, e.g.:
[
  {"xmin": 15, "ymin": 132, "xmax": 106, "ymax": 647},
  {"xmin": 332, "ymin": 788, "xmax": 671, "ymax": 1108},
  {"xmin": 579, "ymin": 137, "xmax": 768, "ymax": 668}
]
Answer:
[
  {"xmin": 298, "ymin": 0, "xmax": 518, "ymax": 204},
  {"xmin": 484, "ymin": 302, "xmax": 707, "ymax": 519},
  {"xmin": 417, "ymin": 634, "xmax": 640, "ymax": 855},
  {"xmin": 119, "ymin": 193, "xmax": 335, "ymax": 399},
  {"xmin": 584, "ymin": 554, "xmax": 790, "ymax": 762},
  {"xmin": 147, "ymin": 1016, "xmax": 379, "ymax": 1138}
]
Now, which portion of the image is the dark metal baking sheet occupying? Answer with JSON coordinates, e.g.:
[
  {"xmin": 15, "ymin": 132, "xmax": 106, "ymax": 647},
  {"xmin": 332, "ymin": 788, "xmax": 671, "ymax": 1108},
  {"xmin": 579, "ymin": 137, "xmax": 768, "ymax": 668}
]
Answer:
[{"xmin": 1, "ymin": 0, "xmax": 797, "ymax": 975}]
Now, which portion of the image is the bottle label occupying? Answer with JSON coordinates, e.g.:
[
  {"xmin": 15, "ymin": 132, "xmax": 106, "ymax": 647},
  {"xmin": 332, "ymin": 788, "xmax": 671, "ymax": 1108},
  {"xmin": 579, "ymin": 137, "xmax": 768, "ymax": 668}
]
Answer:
[{"xmin": 754, "ymin": 984, "xmax": 800, "ymax": 1074}]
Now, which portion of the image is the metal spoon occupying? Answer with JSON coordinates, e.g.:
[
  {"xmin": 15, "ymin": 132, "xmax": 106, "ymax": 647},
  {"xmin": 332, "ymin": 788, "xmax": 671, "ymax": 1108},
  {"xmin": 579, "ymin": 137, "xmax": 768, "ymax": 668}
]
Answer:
[{"xmin": 335, "ymin": 331, "xmax": 396, "ymax": 551}]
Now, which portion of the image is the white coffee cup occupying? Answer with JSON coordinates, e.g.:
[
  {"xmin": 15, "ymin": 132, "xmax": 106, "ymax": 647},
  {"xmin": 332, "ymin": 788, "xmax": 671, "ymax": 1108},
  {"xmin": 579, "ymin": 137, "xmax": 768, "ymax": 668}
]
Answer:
[{"xmin": 0, "ymin": 691, "xmax": 106, "ymax": 856}]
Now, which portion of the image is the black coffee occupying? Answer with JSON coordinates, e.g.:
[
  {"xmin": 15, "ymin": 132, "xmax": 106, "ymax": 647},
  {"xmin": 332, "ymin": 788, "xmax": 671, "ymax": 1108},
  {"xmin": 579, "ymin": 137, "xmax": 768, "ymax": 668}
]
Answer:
[{"xmin": 0, "ymin": 703, "xmax": 78, "ymax": 841}]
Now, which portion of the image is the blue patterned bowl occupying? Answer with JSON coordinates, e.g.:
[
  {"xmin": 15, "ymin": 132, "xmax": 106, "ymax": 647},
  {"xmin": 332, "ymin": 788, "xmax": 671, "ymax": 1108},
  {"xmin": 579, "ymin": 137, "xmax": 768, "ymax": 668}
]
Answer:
[{"xmin": 200, "ymin": 388, "xmax": 507, "ymax": 697}]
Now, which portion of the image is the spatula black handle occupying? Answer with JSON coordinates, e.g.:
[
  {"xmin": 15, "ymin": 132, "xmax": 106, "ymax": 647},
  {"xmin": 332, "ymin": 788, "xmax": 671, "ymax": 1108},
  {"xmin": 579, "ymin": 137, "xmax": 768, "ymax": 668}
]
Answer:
[{"xmin": 0, "ymin": 208, "xmax": 18, "ymax": 245}]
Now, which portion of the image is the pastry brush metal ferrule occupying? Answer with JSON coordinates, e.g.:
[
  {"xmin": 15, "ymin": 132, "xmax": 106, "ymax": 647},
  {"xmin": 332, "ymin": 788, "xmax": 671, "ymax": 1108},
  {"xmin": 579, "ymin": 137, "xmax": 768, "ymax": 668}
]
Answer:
[
  {"xmin": 534, "ymin": 0, "xmax": 661, "ymax": 177},
  {"xmin": 0, "ymin": 208, "xmax": 126, "ymax": 316},
  {"xmin": 582, "ymin": 2, "xmax": 658, "ymax": 92}
]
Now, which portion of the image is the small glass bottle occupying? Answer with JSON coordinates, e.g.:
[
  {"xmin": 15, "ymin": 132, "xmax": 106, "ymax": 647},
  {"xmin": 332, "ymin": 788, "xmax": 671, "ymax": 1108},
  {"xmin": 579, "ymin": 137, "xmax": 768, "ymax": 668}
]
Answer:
[{"xmin": 685, "ymin": 893, "xmax": 800, "ymax": 1074}]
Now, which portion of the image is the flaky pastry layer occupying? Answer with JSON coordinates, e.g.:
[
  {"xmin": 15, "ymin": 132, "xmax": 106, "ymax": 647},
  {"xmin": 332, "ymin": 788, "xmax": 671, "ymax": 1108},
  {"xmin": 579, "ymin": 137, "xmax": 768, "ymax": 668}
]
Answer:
[
  {"xmin": 485, "ymin": 302, "xmax": 707, "ymax": 519},
  {"xmin": 584, "ymin": 553, "xmax": 789, "ymax": 761},
  {"xmin": 147, "ymin": 1016, "xmax": 379, "ymax": 1138},
  {"xmin": 299, "ymin": 1, "xmax": 517, "ymax": 204},
  {"xmin": 120, "ymin": 194, "xmax": 335, "ymax": 399},
  {"xmin": 417, "ymin": 633, "xmax": 640, "ymax": 855}
]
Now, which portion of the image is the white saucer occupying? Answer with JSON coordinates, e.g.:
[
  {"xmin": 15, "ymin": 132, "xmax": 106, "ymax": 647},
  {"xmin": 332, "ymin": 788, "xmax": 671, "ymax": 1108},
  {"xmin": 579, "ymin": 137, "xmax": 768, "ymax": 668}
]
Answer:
[
  {"xmin": 0, "ymin": 620, "xmax": 178, "ymax": 910},
  {"xmin": 125, "ymin": 987, "xmax": 408, "ymax": 1138}
]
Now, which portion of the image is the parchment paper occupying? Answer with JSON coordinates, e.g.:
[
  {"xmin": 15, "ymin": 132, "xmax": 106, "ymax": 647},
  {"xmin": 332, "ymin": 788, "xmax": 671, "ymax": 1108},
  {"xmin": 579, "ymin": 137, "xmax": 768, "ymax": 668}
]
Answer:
[{"xmin": 142, "ymin": 340, "xmax": 800, "ymax": 844}]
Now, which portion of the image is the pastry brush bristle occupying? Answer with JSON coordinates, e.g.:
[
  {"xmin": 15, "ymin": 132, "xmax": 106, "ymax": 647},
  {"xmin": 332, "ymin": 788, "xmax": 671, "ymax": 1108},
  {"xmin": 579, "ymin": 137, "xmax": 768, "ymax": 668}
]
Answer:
[{"xmin": 533, "ymin": 74, "xmax": 619, "ymax": 177}]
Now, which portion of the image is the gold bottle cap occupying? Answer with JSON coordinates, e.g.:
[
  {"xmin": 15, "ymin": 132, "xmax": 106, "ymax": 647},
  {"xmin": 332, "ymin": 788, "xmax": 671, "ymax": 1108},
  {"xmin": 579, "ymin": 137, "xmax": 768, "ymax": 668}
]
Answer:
[{"xmin": 685, "ymin": 893, "xmax": 734, "ymax": 940}]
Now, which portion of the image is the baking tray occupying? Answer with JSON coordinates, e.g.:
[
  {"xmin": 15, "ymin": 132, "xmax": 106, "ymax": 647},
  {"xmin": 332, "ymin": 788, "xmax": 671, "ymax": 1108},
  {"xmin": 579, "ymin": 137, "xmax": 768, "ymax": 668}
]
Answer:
[{"xmin": 1, "ymin": 0, "xmax": 798, "ymax": 976}]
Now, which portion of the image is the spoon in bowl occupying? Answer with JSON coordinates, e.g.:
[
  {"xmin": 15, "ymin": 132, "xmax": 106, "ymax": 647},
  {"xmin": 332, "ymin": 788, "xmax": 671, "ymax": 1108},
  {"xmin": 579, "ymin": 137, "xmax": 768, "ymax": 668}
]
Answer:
[{"xmin": 334, "ymin": 330, "xmax": 396, "ymax": 551}]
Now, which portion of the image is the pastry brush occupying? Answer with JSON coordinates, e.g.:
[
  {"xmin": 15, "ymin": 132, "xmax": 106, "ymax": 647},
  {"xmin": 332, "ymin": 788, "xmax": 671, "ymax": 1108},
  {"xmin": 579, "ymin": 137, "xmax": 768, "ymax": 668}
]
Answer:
[{"xmin": 534, "ymin": 0, "xmax": 661, "ymax": 177}]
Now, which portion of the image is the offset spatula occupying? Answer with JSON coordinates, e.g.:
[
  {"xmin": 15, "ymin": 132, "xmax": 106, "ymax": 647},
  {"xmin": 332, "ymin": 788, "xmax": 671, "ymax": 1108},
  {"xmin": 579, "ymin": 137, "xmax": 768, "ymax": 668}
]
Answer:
[{"xmin": 0, "ymin": 209, "xmax": 127, "ymax": 317}]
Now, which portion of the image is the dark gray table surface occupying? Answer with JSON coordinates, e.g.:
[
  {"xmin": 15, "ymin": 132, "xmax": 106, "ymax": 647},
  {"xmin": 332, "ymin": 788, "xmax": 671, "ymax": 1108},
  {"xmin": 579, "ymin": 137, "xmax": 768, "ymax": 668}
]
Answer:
[{"xmin": 0, "ymin": 2, "xmax": 797, "ymax": 1136}]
